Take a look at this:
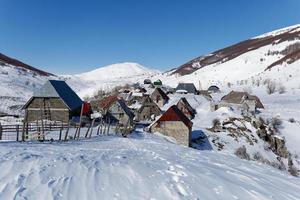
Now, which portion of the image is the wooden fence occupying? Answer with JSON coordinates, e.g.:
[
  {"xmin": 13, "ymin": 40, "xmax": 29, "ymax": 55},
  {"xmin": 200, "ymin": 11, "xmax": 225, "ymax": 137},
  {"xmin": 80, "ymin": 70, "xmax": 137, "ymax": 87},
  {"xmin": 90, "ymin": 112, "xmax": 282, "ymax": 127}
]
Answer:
[{"xmin": 0, "ymin": 120, "xmax": 132, "ymax": 142}]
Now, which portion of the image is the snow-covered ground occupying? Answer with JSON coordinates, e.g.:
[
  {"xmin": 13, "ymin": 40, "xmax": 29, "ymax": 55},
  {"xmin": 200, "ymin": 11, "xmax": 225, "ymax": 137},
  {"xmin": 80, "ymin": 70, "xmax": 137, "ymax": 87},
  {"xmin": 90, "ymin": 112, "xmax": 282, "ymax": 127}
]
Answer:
[{"xmin": 1, "ymin": 131, "xmax": 300, "ymax": 200}]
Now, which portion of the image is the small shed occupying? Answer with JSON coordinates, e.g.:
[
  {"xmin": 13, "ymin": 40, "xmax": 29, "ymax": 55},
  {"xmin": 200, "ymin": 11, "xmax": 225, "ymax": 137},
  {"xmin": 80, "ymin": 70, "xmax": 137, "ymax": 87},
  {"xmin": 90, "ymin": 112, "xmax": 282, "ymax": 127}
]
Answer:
[
  {"xmin": 207, "ymin": 85, "xmax": 220, "ymax": 93},
  {"xmin": 176, "ymin": 97, "xmax": 196, "ymax": 120},
  {"xmin": 135, "ymin": 96, "xmax": 161, "ymax": 122},
  {"xmin": 150, "ymin": 88, "xmax": 169, "ymax": 108},
  {"xmin": 175, "ymin": 83, "xmax": 198, "ymax": 94},
  {"xmin": 153, "ymin": 79, "xmax": 162, "ymax": 87},
  {"xmin": 148, "ymin": 105, "xmax": 193, "ymax": 146},
  {"xmin": 23, "ymin": 80, "xmax": 83, "ymax": 123}
]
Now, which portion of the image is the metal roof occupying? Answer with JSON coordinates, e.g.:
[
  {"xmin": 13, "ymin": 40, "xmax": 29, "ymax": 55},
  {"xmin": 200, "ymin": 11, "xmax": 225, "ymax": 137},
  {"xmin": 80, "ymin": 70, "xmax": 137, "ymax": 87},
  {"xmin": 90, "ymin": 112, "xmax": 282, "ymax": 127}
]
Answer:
[
  {"xmin": 32, "ymin": 80, "xmax": 83, "ymax": 111},
  {"xmin": 175, "ymin": 83, "xmax": 197, "ymax": 94}
]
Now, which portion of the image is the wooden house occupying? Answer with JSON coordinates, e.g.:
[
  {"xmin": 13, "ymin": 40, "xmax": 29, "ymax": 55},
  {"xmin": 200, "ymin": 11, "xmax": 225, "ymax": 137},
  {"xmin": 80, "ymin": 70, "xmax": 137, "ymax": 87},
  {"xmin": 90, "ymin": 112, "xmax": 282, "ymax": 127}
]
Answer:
[
  {"xmin": 23, "ymin": 80, "xmax": 83, "ymax": 123},
  {"xmin": 219, "ymin": 91, "xmax": 264, "ymax": 113},
  {"xmin": 135, "ymin": 96, "xmax": 161, "ymax": 122},
  {"xmin": 99, "ymin": 95, "xmax": 134, "ymax": 126},
  {"xmin": 176, "ymin": 97, "xmax": 196, "ymax": 120},
  {"xmin": 150, "ymin": 88, "xmax": 169, "ymax": 108},
  {"xmin": 148, "ymin": 105, "xmax": 193, "ymax": 146},
  {"xmin": 175, "ymin": 83, "xmax": 198, "ymax": 94}
]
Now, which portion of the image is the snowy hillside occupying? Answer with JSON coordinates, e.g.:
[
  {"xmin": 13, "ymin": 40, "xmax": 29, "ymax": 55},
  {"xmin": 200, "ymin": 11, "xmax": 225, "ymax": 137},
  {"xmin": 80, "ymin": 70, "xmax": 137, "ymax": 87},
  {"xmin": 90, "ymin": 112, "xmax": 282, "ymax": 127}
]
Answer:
[
  {"xmin": 64, "ymin": 62, "xmax": 159, "ymax": 98},
  {"xmin": 0, "ymin": 54, "xmax": 55, "ymax": 115},
  {"xmin": 1, "ymin": 133, "xmax": 300, "ymax": 200},
  {"xmin": 166, "ymin": 24, "xmax": 300, "ymax": 89}
]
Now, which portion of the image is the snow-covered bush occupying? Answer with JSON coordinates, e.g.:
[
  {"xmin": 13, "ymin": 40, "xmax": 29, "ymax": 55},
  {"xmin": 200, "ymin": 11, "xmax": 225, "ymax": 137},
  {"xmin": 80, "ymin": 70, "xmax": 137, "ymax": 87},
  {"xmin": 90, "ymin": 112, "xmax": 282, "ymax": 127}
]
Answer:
[
  {"xmin": 278, "ymin": 84, "xmax": 286, "ymax": 94},
  {"xmin": 269, "ymin": 117, "xmax": 283, "ymax": 133},
  {"xmin": 234, "ymin": 146, "xmax": 250, "ymax": 160},
  {"xmin": 288, "ymin": 118, "xmax": 296, "ymax": 123},
  {"xmin": 211, "ymin": 118, "xmax": 222, "ymax": 132}
]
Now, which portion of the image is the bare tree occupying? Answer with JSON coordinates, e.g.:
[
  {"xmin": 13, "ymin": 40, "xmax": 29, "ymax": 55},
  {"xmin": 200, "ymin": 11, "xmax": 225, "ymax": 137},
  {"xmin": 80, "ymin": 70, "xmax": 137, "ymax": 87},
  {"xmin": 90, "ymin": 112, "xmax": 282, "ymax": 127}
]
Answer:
[{"xmin": 266, "ymin": 81, "xmax": 276, "ymax": 94}]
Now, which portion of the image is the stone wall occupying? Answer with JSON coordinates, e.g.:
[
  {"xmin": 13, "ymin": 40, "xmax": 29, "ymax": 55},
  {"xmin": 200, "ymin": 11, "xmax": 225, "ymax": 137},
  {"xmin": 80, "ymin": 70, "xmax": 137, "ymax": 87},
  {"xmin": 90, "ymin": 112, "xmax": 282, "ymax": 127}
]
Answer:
[{"xmin": 150, "ymin": 121, "xmax": 191, "ymax": 146}]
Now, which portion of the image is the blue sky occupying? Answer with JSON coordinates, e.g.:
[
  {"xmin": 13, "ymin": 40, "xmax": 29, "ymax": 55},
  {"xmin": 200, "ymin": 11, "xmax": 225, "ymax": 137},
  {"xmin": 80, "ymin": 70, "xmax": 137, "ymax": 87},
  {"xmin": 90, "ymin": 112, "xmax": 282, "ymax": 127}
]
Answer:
[{"xmin": 0, "ymin": 0, "xmax": 299, "ymax": 74}]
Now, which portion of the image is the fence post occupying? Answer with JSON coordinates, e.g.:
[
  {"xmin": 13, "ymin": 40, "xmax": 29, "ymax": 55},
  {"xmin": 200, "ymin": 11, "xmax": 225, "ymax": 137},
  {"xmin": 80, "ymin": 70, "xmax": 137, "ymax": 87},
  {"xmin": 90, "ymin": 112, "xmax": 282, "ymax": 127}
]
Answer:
[
  {"xmin": 22, "ymin": 122, "xmax": 25, "ymax": 141},
  {"xmin": 64, "ymin": 122, "xmax": 70, "ymax": 141},
  {"xmin": 16, "ymin": 125, "xmax": 19, "ymax": 141},
  {"xmin": 0, "ymin": 123, "xmax": 2, "ymax": 141},
  {"xmin": 59, "ymin": 127, "xmax": 63, "ymax": 141}
]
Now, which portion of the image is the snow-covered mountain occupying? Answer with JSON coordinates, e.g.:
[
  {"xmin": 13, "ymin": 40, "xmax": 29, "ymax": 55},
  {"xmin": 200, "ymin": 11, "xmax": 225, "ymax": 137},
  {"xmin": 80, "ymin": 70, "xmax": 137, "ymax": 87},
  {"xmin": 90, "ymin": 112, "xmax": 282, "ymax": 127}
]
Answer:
[
  {"xmin": 166, "ymin": 24, "xmax": 300, "ymax": 89},
  {"xmin": 0, "ymin": 56, "xmax": 158, "ymax": 115},
  {"xmin": 64, "ymin": 62, "xmax": 159, "ymax": 98}
]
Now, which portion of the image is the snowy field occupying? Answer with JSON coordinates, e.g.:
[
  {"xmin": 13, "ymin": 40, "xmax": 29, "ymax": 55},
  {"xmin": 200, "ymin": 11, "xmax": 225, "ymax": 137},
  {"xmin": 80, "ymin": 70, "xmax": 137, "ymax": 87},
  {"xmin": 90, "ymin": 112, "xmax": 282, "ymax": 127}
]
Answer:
[{"xmin": 0, "ymin": 131, "xmax": 300, "ymax": 200}]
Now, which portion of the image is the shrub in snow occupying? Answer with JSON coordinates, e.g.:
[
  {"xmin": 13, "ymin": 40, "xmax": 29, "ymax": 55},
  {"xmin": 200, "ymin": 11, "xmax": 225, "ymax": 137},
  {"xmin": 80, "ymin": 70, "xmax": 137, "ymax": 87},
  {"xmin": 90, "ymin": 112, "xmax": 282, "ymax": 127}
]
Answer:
[
  {"xmin": 211, "ymin": 118, "xmax": 222, "ymax": 132},
  {"xmin": 278, "ymin": 85, "xmax": 286, "ymax": 94},
  {"xmin": 289, "ymin": 166, "xmax": 299, "ymax": 177},
  {"xmin": 263, "ymin": 78, "xmax": 270, "ymax": 85},
  {"xmin": 288, "ymin": 118, "xmax": 296, "ymax": 123},
  {"xmin": 234, "ymin": 146, "xmax": 250, "ymax": 160},
  {"xmin": 288, "ymin": 157, "xmax": 299, "ymax": 177},
  {"xmin": 266, "ymin": 81, "xmax": 276, "ymax": 94},
  {"xmin": 270, "ymin": 117, "xmax": 283, "ymax": 133},
  {"xmin": 253, "ymin": 152, "xmax": 267, "ymax": 163}
]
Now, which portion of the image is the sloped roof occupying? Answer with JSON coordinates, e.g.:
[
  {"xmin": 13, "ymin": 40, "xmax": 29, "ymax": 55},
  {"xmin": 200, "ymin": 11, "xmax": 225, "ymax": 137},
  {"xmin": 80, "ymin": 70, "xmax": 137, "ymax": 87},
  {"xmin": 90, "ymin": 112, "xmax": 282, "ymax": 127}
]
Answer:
[
  {"xmin": 221, "ymin": 91, "xmax": 264, "ymax": 108},
  {"xmin": 153, "ymin": 88, "xmax": 170, "ymax": 101},
  {"xmin": 117, "ymin": 99, "xmax": 135, "ymax": 119},
  {"xmin": 207, "ymin": 85, "xmax": 220, "ymax": 92},
  {"xmin": 99, "ymin": 95, "xmax": 134, "ymax": 118},
  {"xmin": 248, "ymin": 95, "xmax": 264, "ymax": 109},
  {"xmin": 99, "ymin": 95, "xmax": 119, "ymax": 110},
  {"xmin": 157, "ymin": 105, "xmax": 193, "ymax": 129},
  {"xmin": 138, "ymin": 96, "xmax": 161, "ymax": 113},
  {"xmin": 175, "ymin": 83, "xmax": 197, "ymax": 94},
  {"xmin": 221, "ymin": 91, "xmax": 247, "ymax": 104},
  {"xmin": 177, "ymin": 97, "xmax": 196, "ymax": 115},
  {"xmin": 26, "ymin": 80, "xmax": 82, "ymax": 111}
]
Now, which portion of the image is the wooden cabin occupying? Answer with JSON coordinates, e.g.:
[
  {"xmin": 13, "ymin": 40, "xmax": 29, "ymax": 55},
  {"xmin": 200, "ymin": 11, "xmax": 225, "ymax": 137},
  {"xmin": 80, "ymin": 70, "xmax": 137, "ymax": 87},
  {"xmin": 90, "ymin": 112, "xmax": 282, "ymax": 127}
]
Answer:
[
  {"xmin": 135, "ymin": 96, "xmax": 161, "ymax": 122},
  {"xmin": 99, "ymin": 95, "xmax": 134, "ymax": 126},
  {"xmin": 176, "ymin": 97, "xmax": 196, "ymax": 120},
  {"xmin": 148, "ymin": 105, "xmax": 193, "ymax": 146},
  {"xmin": 23, "ymin": 80, "xmax": 83, "ymax": 123},
  {"xmin": 150, "ymin": 88, "xmax": 169, "ymax": 108},
  {"xmin": 218, "ymin": 91, "xmax": 264, "ymax": 113}
]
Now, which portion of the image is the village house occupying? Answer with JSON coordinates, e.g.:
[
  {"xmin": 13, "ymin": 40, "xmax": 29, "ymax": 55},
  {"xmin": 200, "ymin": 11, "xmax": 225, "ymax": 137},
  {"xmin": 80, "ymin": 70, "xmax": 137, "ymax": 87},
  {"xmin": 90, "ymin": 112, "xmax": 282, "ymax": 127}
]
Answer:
[
  {"xmin": 153, "ymin": 79, "xmax": 163, "ymax": 87},
  {"xmin": 176, "ymin": 97, "xmax": 197, "ymax": 120},
  {"xmin": 198, "ymin": 90, "xmax": 212, "ymax": 100},
  {"xmin": 23, "ymin": 80, "xmax": 83, "ymax": 123},
  {"xmin": 143, "ymin": 79, "xmax": 152, "ymax": 85},
  {"xmin": 148, "ymin": 105, "xmax": 193, "ymax": 146},
  {"xmin": 218, "ymin": 91, "xmax": 264, "ymax": 113},
  {"xmin": 99, "ymin": 95, "xmax": 134, "ymax": 126},
  {"xmin": 150, "ymin": 88, "xmax": 169, "ymax": 108},
  {"xmin": 207, "ymin": 85, "xmax": 220, "ymax": 93},
  {"xmin": 175, "ymin": 83, "xmax": 198, "ymax": 94},
  {"xmin": 134, "ymin": 96, "xmax": 161, "ymax": 122}
]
